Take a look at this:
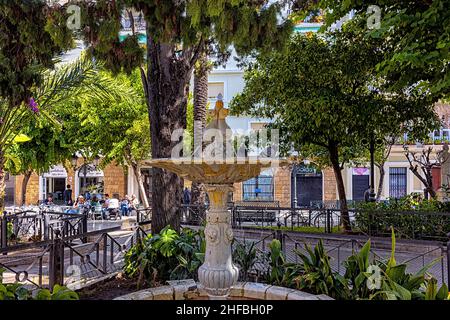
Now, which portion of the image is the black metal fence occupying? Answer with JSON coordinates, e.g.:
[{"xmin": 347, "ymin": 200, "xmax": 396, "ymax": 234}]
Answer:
[
  {"xmin": 1, "ymin": 210, "xmax": 89, "ymax": 252},
  {"xmin": 228, "ymin": 204, "xmax": 450, "ymax": 243},
  {"xmin": 232, "ymin": 228, "xmax": 450, "ymax": 288},
  {"xmin": 1, "ymin": 206, "xmax": 153, "ymax": 252},
  {"xmin": 0, "ymin": 225, "xmax": 149, "ymax": 290}
]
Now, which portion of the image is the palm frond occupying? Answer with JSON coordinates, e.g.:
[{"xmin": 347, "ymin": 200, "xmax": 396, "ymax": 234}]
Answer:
[{"xmin": 33, "ymin": 55, "xmax": 136, "ymax": 110}]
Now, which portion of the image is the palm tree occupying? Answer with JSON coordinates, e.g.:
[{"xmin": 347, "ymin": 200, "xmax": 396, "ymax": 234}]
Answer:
[
  {"xmin": 0, "ymin": 56, "xmax": 120, "ymax": 211},
  {"xmin": 190, "ymin": 52, "xmax": 210, "ymax": 218}
]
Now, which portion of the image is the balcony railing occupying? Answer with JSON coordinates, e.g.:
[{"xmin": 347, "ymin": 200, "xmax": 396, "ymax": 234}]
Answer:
[{"xmin": 403, "ymin": 128, "xmax": 450, "ymax": 145}]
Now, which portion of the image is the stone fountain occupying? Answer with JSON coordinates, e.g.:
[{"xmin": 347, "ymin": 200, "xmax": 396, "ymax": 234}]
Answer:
[{"xmin": 144, "ymin": 95, "xmax": 284, "ymax": 299}]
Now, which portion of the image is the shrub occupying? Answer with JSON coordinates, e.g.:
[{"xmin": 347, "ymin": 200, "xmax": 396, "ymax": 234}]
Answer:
[
  {"xmin": 0, "ymin": 268, "xmax": 78, "ymax": 300},
  {"xmin": 264, "ymin": 229, "xmax": 449, "ymax": 300},
  {"xmin": 123, "ymin": 226, "xmax": 205, "ymax": 287},
  {"xmin": 293, "ymin": 240, "xmax": 350, "ymax": 299},
  {"xmin": 354, "ymin": 196, "xmax": 450, "ymax": 240},
  {"xmin": 232, "ymin": 241, "xmax": 261, "ymax": 282},
  {"xmin": 264, "ymin": 239, "xmax": 302, "ymax": 288}
]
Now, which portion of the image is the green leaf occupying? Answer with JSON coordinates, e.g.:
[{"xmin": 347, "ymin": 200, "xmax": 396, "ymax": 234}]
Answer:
[
  {"xmin": 436, "ymin": 283, "xmax": 449, "ymax": 300},
  {"xmin": 13, "ymin": 134, "xmax": 32, "ymax": 143},
  {"xmin": 35, "ymin": 289, "xmax": 52, "ymax": 300}
]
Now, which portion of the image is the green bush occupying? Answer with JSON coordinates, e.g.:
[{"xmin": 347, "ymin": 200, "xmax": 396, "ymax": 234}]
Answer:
[
  {"xmin": 263, "ymin": 239, "xmax": 303, "ymax": 288},
  {"xmin": 123, "ymin": 226, "xmax": 205, "ymax": 287},
  {"xmin": 354, "ymin": 196, "xmax": 450, "ymax": 240},
  {"xmin": 232, "ymin": 241, "xmax": 260, "ymax": 282},
  {"xmin": 264, "ymin": 229, "xmax": 450, "ymax": 300},
  {"xmin": 0, "ymin": 268, "xmax": 78, "ymax": 300}
]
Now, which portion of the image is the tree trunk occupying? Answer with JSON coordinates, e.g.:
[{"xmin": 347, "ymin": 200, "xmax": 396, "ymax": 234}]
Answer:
[
  {"xmin": 426, "ymin": 168, "xmax": 437, "ymax": 199},
  {"xmin": 145, "ymin": 35, "xmax": 196, "ymax": 234},
  {"xmin": 21, "ymin": 170, "xmax": 32, "ymax": 206},
  {"xmin": 0, "ymin": 150, "xmax": 5, "ymax": 213},
  {"xmin": 131, "ymin": 162, "xmax": 149, "ymax": 208},
  {"xmin": 375, "ymin": 163, "xmax": 385, "ymax": 201},
  {"xmin": 329, "ymin": 144, "xmax": 351, "ymax": 232},
  {"xmin": 191, "ymin": 51, "xmax": 209, "ymax": 219}
]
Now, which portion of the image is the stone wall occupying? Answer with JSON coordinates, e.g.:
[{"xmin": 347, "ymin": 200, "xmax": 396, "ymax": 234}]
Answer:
[
  {"xmin": 273, "ymin": 167, "xmax": 291, "ymax": 207},
  {"xmin": 14, "ymin": 172, "xmax": 40, "ymax": 206},
  {"xmin": 103, "ymin": 163, "xmax": 127, "ymax": 198},
  {"xmin": 231, "ymin": 166, "xmax": 339, "ymax": 205},
  {"xmin": 232, "ymin": 182, "xmax": 243, "ymax": 202}
]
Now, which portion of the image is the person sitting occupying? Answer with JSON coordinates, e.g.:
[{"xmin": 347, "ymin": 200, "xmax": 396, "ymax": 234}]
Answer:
[
  {"xmin": 120, "ymin": 195, "xmax": 130, "ymax": 217},
  {"xmin": 129, "ymin": 194, "xmax": 139, "ymax": 215},
  {"xmin": 101, "ymin": 194, "xmax": 110, "ymax": 219},
  {"xmin": 102, "ymin": 194, "xmax": 120, "ymax": 219},
  {"xmin": 107, "ymin": 196, "xmax": 120, "ymax": 219},
  {"xmin": 73, "ymin": 195, "xmax": 86, "ymax": 210},
  {"xmin": 90, "ymin": 195, "xmax": 100, "ymax": 207},
  {"xmin": 43, "ymin": 194, "xmax": 54, "ymax": 206},
  {"xmin": 89, "ymin": 195, "xmax": 101, "ymax": 218},
  {"xmin": 64, "ymin": 195, "xmax": 85, "ymax": 214}
]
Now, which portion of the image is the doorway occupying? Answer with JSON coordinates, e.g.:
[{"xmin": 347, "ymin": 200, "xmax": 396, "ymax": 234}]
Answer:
[
  {"xmin": 292, "ymin": 164, "xmax": 323, "ymax": 207},
  {"xmin": 44, "ymin": 177, "xmax": 66, "ymax": 204}
]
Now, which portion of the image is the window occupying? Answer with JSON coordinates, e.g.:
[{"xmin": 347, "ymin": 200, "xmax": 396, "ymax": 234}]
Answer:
[
  {"xmin": 243, "ymin": 174, "xmax": 274, "ymax": 201},
  {"xmin": 389, "ymin": 167, "xmax": 407, "ymax": 198},
  {"xmin": 208, "ymin": 82, "xmax": 224, "ymax": 101}
]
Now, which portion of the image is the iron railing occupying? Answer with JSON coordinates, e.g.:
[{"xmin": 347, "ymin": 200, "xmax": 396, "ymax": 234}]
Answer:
[
  {"xmin": 0, "ymin": 225, "xmax": 149, "ymax": 290},
  {"xmin": 233, "ymin": 228, "xmax": 449, "ymax": 288}
]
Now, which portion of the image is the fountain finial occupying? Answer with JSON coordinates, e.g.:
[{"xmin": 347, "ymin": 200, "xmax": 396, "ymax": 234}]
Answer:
[{"xmin": 207, "ymin": 93, "xmax": 230, "ymax": 135}]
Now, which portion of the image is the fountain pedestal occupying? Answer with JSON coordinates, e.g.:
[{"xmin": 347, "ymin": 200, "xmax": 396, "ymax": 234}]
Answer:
[{"xmin": 198, "ymin": 183, "xmax": 239, "ymax": 298}]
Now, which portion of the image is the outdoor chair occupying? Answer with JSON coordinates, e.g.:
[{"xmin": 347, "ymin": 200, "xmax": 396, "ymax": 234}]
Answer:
[{"xmin": 91, "ymin": 205, "xmax": 104, "ymax": 220}]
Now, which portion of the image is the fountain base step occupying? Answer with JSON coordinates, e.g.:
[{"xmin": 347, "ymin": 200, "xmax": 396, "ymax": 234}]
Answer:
[{"xmin": 114, "ymin": 280, "xmax": 333, "ymax": 300}]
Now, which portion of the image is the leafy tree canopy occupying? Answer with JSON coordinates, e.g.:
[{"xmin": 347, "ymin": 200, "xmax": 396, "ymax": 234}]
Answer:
[
  {"xmin": 230, "ymin": 23, "xmax": 438, "ymax": 162},
  {"xmin": 230, "ymin": 22, "xmax": 438, "ymax": 230},
  {"xmin": 0, "ymin": 1, "xmax": 73, "ymax": 107},
  {"xmin": 70, "ymin": 0, "xmax": 294, "ymax": 73},
  {"xmin": 295, "ymin": 0, "xmax": 450, "ymax": 101}
]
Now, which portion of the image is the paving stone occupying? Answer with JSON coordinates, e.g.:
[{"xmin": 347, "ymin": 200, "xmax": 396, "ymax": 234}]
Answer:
[
  {"xmin": 286, "ymin": 290, "xmax": 319, "ymax": 300},
  {"xmin": 265, "ymin": 285, "xmax": 296, "ymax": 300},
  {"xmin": 167, "ymin": 279, "xmax": 197, "ymax": 300},
  {"xmin": 151, "ymin": 286, "xmax": 175, "ymax": 300},
  {"xmin": 114, "ymin": 289, "xmax": 154, "ymax": 300},
  {"xmin": 243, "ymin": 282, "xmax": 271, "ymax": 300},
  {"xmin": 316, "ymin": 294, "xmax": 334, "ymax": 300},
  {"xmin": 197, "ymin": 283, "xmax": 209, "ymax": 297},
  {"xmin": 230, "ymin": 282, "xmax": 246, "ymax": 298}
]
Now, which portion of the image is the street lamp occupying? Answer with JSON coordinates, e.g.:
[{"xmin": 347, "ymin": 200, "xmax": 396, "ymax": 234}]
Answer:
[
  {"xmin": 362, "ymin": 137, "xmax": 383, "ymax": 202},
  {"xmin": 70, "ymin": 154, "xmax": 101, "ymax": 196},
  {"xmin": 93, "ymin": 156, "xmax": 100, "ymax": 167},
  {"xmin": 70, "ymin": 154, "xmax": 78, "ymax": 168}
]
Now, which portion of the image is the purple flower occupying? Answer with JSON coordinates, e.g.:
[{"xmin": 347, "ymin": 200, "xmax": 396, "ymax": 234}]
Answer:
[{"xmin": 28, "ymin": 98, "xmax": 39, "ymax": 114}]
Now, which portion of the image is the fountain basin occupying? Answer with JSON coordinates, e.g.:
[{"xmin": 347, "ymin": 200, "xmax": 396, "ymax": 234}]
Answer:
[
  {"xmin": 143, "ymin": 158, "xmax": 286, "ymax": 184},
  {"xmin": 113, "ymin": 280, "xmax": 333, "ymax": 300}
]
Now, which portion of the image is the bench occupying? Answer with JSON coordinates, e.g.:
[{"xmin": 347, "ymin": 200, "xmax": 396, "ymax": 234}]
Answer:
[{"xmin": 232, "ymin": 201, "xmax": 280, "ymax": 225}]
